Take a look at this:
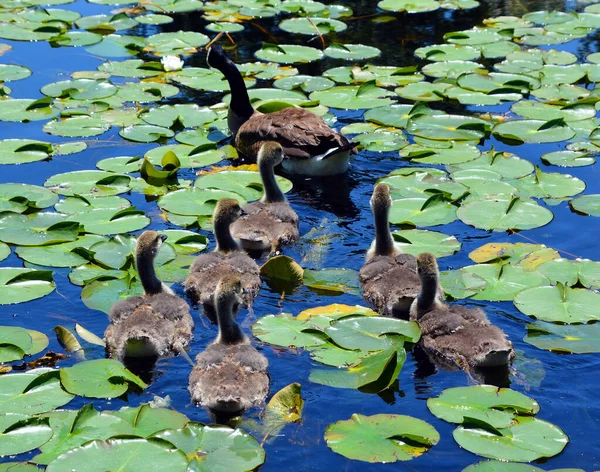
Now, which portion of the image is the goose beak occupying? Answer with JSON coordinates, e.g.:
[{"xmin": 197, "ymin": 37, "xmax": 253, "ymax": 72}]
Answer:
[
  {"xmin": 160, "ymin": 234, "xmax": 167, "ymax": 242},
  {"xmin": 240, "ymin": 208, "xmax": 248, "ymax": 217},
  {"xmin": 282, "ymin": 153, "xmax": 290, "ymax": 160}
]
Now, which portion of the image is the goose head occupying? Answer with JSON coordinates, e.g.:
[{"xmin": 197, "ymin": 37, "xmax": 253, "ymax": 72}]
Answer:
[
  {"xmin": 136, "ymin": 231, "xmax": 170, "ymax": 295},
  {"xmin": 416, "ymin": 252, "xmax": 439, "ymax": 284},
  {"xmin": 215, "ymin": 274, "xmax": 244, "ymax": 308},
  {"xmin": 214, "ymin": 274, "xmax": 247, "ymax": 345},
  {"xmin": 371, "ymin": 183, "xmax": 392, "ymax": 215},
  {"xmin": 213, "ymin": 199, "xmax": 246, "ymax": 253},
  {"xmin": 206, "ymin": 45, "xmax": 232, "ymax": 72},
  {"xmin": 258, "ymin": 141, "xmax": 285, "ymax": 167},
  {"xmin": 136, "ymin": 230, "xmax": 167, "ymax": 260}
]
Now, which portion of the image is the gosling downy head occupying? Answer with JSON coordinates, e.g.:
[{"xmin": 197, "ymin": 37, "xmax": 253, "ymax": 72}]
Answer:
[
  {"xmin": 214, "ymin": 198, "xmax": 245, "ymax": 228},
  {"xmin": 258, "ymin": 141, "xmax": 285, "ymax": 167},
  {"xmin": 416, "ymin": 252, "xmax": 439, "ymax": 285},
  {"xmin": 411, "ymin": 252, "xmax": 444, "ymax": 319},
  {"xmin": 371, "ymin": 183, "xmax": 392, "ymax": 214},
  {"xmin": 136, "ymin": 230, "xmax": 166, "ymax": 260}
]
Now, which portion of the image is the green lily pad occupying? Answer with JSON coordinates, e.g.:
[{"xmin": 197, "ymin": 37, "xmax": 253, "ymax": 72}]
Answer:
[
  {"xmin": 0, "ymin": 139, "xmax": 53, "ymax": 165},
  {"xmin": 52, "ymin": 31, "xmax": 103, "ymax": 47},
  {"xmin": 422, "ymin": 60, "xmax": 483, "ymax": 79},
  {"xmin": 16, "ymin": 234, "xmax": 105, "ymax": 268},
  {"xmin": 146, "ymin": 144, "xmax": 224, "ymax": 169},
  {"xmin": 75, "ymin": 13, "xmax": 138, "ymax": 32},
  {"xmin": 511, "ymin": 101, "xmax": 595, "ymax": 122},
  {"xmin": 117, "ymin": 82, "xmax": 179, "ymax": 102},
  {"xmin": 396, "ymin": 82, "xmax": 451, "ymax": 101},
  {"xmin": 427, "ymin": 385, "xmax": 539, "ymax": 429},
  {"xmin": 0, "ymin": 64, "xmax": 31, "ymax": 82},
  {"xmin": 119, "ymin": 124, "xmax": 175, "ymax": 143},
  {"xmin": 391, "ymin": 229, "xmax": 461, "ymax": 257},
  {"xmin": 195, "ymin": 170, "xmax": 292, "ymax": 201},
  {"xmin": 310, "ymin": 81, "xmax": 394, "ymax": 109},
  {"xmin": 136, "ymin": 14, "xmax": 173, "ymax": 25},
  {"xmin": 400, "ymin": 142, "xmax": 480, "ymax": 165},
  {"xmin": 46, "ymin": 437, "xmax": 188, "ymax": 472},
  {"xmin": 43, "ymin": 116, "xmax": 110, "ymax": 138},
  {"xmin": 351, "ymin": 131, "xmax": 408, "ymax": 152},
  {"xmin": 44, "ymin": 170, "xmax": 131, "ymax": 197},
  {"xmin": 453, "ymin": 416, "xmax": 568, "ymax": 462},
  {"xmin": 445, "ymin": 29, "xmax": 504, "ymax": 45},
  {"xmin": 469, "ymin": 242, "xmax": 560, "ymax": 270},
  {"xmin": 0, "ymin": 418, "xmax": 53, "ymax": 456},
  {"xmin": 461, "ymin": 263, "xmax": 549, "ymax": 301},
  {"xmin": 0, "ymin": 212, "xmax": 79, "ymax": 246},
  {"xmin": 68, "ymin": 207, "xmax": 149, "ymax": 235},
  {"xmin": 154, "ymin": 422, "xmax": 265, "ymax": 471},
  {"xmin": 0, "ymin": 326, "xmax": 47, "ymax": 362},
  {"xmin": 279, "ymin": 17, "xmax": 346, "ymax": 35},
  {"xmin": 98, "ymin": 59, "xmax": 163, "ymax": 78},
  {"xmin": 141, "ymin": 104, "xmax": 216, "ymax": 128},
  {"xmin": 41, "ymin": 79, "xmax": 117, "ymax": 100},
  {"xmin": 457, "ymin": 195, "xmax": 554, "ymax": 231},
  {"xmin": 326, "ymin": 316, "xmax": 420, "ymax": 351},
  {"xmin": 447, "ymin": 149, "xmax": 534, "ymax": 179},
  {"xmin": 251, "ymin": 313, "xmax": 328, "ymax": 349},
  {"xmin": 511, "ymin": 167, "xmax": 585, "ymax": 199},
  {"xmin": 541, "ymin": 151, "xmax": 595, "ymax": 167},
  {"xmin": 274, "ymin": 75, "xmax": 335, "ymax": 93},
  {"xmin": 0, "ymin": 243, "xmax": 9, "ymax": 262},
  {"xmin": 514, "ymin": 284, "xmax": 600, "ymax": 323},
  {"xmin": 144, "ymin": 31, "xmax": 209, "ymax": 56},
  {"xmin": 389, "ymin": 195, "xmax": 457, "ymax": 227},
  {"xmin": 525, "ymin": 322, "xmax": 600, "ymax": 354},
  {"xmin": 492, "ymin": 118, "xmax": 576, "ymax": 144},
  {"xmin": 303, "ymin": 268, "xmax": 360, "ymax": 295},
  {"xmin": 439, "ymin": 269, "xmax": 487, "ymax": 299},
  {"xmin": 324, "ymin": 43, "xmax": 381, "ymax": 60},
  {"xmin": 0, "ymin": 184, "xmax": 58, "ymax": 213},
  {"xmin": 378, "ymin": 0, "xmax": 441, "ymax": 13},
  {"xmin": 381, "ymin": 170, "xmax": 468, "ymax": 201},
  {"xmin": 463, "ymin": 460, "xmax": 583, "ymax": 471},
  {"xmin": 415, "ymin": 44, "xmax": 480, "ymax": 61},
  {"xmin": 407, "ymin": 114, "xmax": 490, "ymax": 141},
  {"xmin": 570, "ymin": 194, "xmax": 600, "ymax": 216},
  {"xmin": 325, "ymin": 413, "xmax": 439, "ymax": 463},
  {"xmin": 158, "ymin": 188, "xmax": 246, "ymax": 222},
  {"xmin": 60, "ymin": 359, "xmax": 146, "ymax": 398},
  {"xmin": 255, "ymin": 44, "xmax": 323, "ymax": 64},
  {"xmin": 0, "ymin": 369, "xmax": 73, "ymax": 415}
]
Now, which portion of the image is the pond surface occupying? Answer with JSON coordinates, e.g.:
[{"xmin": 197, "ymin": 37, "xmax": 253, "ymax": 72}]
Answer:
[{"xmin": 2, "ymin": 0, "xmax": 600, "ymax": 469}]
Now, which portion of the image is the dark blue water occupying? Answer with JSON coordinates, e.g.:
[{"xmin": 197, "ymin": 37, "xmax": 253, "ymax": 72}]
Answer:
[{"xmin": 2, "ymin": 0, "xmax": 600, "ymax": 469}]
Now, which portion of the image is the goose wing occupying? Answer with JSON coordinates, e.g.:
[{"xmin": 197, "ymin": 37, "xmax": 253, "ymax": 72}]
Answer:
[{"xmin": 235, "ymin": 107, "xmax": 354, "ymax": 160}]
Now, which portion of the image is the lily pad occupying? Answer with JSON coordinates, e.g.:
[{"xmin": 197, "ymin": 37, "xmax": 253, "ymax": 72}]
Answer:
[
  {"xmin": 0, "ymin": 184, "xmax": 58, "ymax": 213},
  {"xmin": 492, "ymin": 119, "xmax": 576, "ymax": 144},
  {"xmin": 325, "ymin": 413, "xmax": 439, "ymax": 463},
  {"xmin": 251, "ymin": 313, "xmax": 328, "ymax": 349},
  {"xmin": 525, "ymin": 322, "xmax": 600, "ymax": 354},
  {"xmin": 324, "ymin": 43, "xmax": 381, "ymax": 60},
  {"xmin": 0, "ymin": 139, "xmax": 52, "ymax": 165},
  {"xmin": 389, "ymin": 195, "xmax": 457, "ymax": 227},
  {"xmin": 326, "ymin": 316, "xmax": 420, "ymax": 351},
  {"xmin": 0, "ymin": 212, "xmax": 79, "ymax": 246},
  {"xmin": 255, "ymin": 44, "xmax": 323, "ymax": 64},
  {"xmin": 279, "ymin": 17, "xmax": 346, "ymax": 35},
  {"xmin": 447, "ymin": 149, "xmax": 534, "ymax": 179},
  {"xmin": 44, "ymin": 170, "xmax": 131, "ymax": 197},
  {"xmin": 303, "ymin": 268, "xmax": 360, "ymax": 295},
  {"xmin": 391, "ymin": 229, "xmax": 461, "ymax": 257},
  {"xmin": 60, "ymin": 359, "xmax": 147, "ymax": 398},
  {"xmin": 469, "ymin": 243, "xmax": 559, "ymax": 270},
  {"xmin": 144, "ymin": 31, "xmax": 209, "ymax": 56},
  {"xmin": 43, "ymin": 116, "xmax": 110, "ymax": 138},
  {"xmin": 570, "ymin": 194, "xmax": 600, "ymax": 216},
  {"xmin": 514, "ymin": 284, "xmax": 600, "ymax": 323},
  {"xmin": 427, "ymin": 385, "xmax": 539, "ymax": 429},
  {"xmin": 407, "ymin": 114, "xmax": 490, "ymax": 141},
  {"xmin": 0, "ymin": 418, "xmax": 53, "ymax": 456},
  {"xmin": 16, "ymin": 234, "xmax": 105, "ymax": 268},
  {"xmin": 541, "ymin": 150, "xmax": 595, "ymax": 167},
  {"xmin": 195, "ymin": 170, "xmax": 292, "ymax": 202},
  {"xmin": 462, "ymin": 263, "xmax": 549, "ymax": 301},
  {"xmin": 310, "ymin": 81, "xmax": 394, "ymax": 110}
]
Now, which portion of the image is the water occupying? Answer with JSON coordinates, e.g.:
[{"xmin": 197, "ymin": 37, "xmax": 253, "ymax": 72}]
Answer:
[{"xmin": 2, "ymin": 0, "xmax": 600, "ymax": 469}]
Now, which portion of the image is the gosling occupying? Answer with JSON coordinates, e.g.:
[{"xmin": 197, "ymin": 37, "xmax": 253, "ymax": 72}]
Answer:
[
  {"xmin": 359, "ymin": 183, "xmax": 423, "ymax": 318},
  {"xmin": 105, "ymin": 231, "xmax": 194, "ymax": 360},
  {"xmin": 184, "ymin": 199, "xmax": 261, "ymax": 312},
  {"xmin": 188, "ymin": 274, "xmax": 269, "ymax": 416},
  {"xmin": 230, "ymin": 142, "xmax": 299, "ymax": 252},
  {"xmin": 410, "ymin": 253, "xmax": 514, "ymax": 369}
]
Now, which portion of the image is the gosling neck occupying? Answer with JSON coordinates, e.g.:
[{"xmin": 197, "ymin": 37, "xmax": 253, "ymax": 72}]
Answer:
[
  {"xmin": 218, "ymin": 60, "xmax": 254, "ymax": 137},
  {"xmin": 136, "ymin": 249, "xmax": 162, "ymax": 296},
  {"xmin": 260, "ymin": 159, "xmax": 285, "ymax": 203},
  {"xmin": 415, "ymin": 274, "xmax": 441, "ymax": 318},
  {"xmin": 215, "ymin": 296, "xmax": 246, "ymax": 345},
  {"xmin": 373, "ymin": 203, "xmax": 395, "ymax": 256},
  {"xmin": 214, "ymin": 217, "xmax": 241, "ymax": 253}
]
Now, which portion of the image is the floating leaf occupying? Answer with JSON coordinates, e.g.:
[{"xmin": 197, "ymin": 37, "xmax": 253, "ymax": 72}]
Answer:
[
  {"xmin": 325, "ymin": 413, "xmax": 439, "ymax": 462},
  {"xmin": 570, "ymin": 194, "xmax": 600, "ymax": 216},
  {"xmin": 0, "ymin": 370, "xmax": 73, "ymax": 415},
  {"xmin": 462, "ymin": 264, "xmax": 549, "ymax": 301},
  {"xmin": 326, "ymin": 316, "xmax": 420, "ymax": 351},
  {"xmin": 389, "ymin": 195, "xmax": 457, "ymax": 227},
  {"xmin": 303, "ymin": 268, "xmax": 360, "ymax": 295},
  {"xmin": 324, "ymin": 43, "xmax": 381, "ymax": 60},
  {"xmin": 0, "ymin": 268, "xmax": 55, "ymax": 305},
  {"xmin": 310, "ymin": 82, "xmax": 394, "ymax": 109},
  {"xmin": 492, "ymin": 119, "xmax": 576, "ymax": 144},
  {"xmin": 255, "ymin": 44, "xmax": 323, "ymax": 64},
  {"xmin": 514, "ymin": 284, "xmax": 600, "ymax": 323},
  {"xmin": 252, "ymin": 313, "xmax": 328, "ymax": 349},
  {"xmin": 16, "ymin": 234, "xmax": 105, "ymax": 268},
  {"xmin": 0, "ymin": 418, "xmax": 53, "ymax": 456},
  {"xmin": 391, "ymin": 229, "xmax": 460, "ymax": 258},
  {"xmin": 427, "ymin": 385, "xmax": 539, "ymax": 428},
  {"xmin": 60, "ymin": 359, "xmax": 147, "ymax": 398},
  {"xmin": 407, "ymin": 114, "xmax": 490, "ymax": 141},
  {"xmin": 525, "ymin": 322, "xmax": 600, "ymax": 354},
  {"xmin": 469, "ymin": 243, "xmax": 559, "ymax": 270}
]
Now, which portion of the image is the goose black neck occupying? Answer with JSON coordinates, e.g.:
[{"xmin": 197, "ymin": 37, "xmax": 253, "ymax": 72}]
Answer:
[
  {"xmin": 260, "ymin": 160, "xmax": 285, "ymax": 203},
  {"xmin": 216, "ymin": 296, "xmax": 245, "ymax": 345},
  {"xmin": 219, "ymin": 60, "xmax": 254, "ymax": 122},
  {"xmin": 416, "ymin": 275, "xmax": 440, "ymax": 318},
  {"xmin": 215, "ymin": 217, "xmax": 240, "ymax": 253},
  {"xmin": 136, "ymin": 252, "xmax": 162, "ymax": 296},
  {"xmin": 374, "ymin": 204, "xmax": 394, "ymax": 256}
]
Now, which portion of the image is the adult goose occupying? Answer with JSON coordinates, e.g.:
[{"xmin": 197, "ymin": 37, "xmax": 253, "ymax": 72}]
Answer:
[
  {"xmin": 105, "ymin": 231, "xmax": 194, "ymax": 361},
  {"xmin": 230, "ymin": 141, "xmax": 299, "ymax": 252},
  {"xmin": 184, "ymin": 199, "xmax": 261, "ymax": 313},
  {"xmin": 410, "ymin": 253, "xmax": 515, "ymax": 369},
  {"xmin": 359, "ymin": 184, "xmax": 422, "ymax": 318},
  {"xmin": 189, "ymin": 274, "xmax": 269, "ymax": 418},
  {"xmin": 206, "ymin": 45, "xmax": 357, "ymax": 176}
]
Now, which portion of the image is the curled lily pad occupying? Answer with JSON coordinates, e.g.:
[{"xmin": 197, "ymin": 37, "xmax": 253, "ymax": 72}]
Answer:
[
  {"xmin": 0, "ymin": 212, "xmax": 79, "ymax": 246},
  {"xmin": 325, "ymin": 413, "xmax": 439, "ymax": 463},
  {"xmin": 525, "ymin": 322, "xmax": 600, "ymax": 354},
  {"xmin": 60, "ymin": 359, "xmax": 146, "ymax": 398},
  {"xmin": 40, "ymin": 79, "xmax": 117, "ymax": 100},
  {"xmin": 514, "ymin": 284, "xmax": 600, "ymax": 323},
  {"xmin": 492, "ymin": 118, "xmax": 576, "ymax": 144},
  {"xmin": 0, "ymin": 326, "xmax": 48, "ymax": 363},
  {"xmin": 0, "ymin": 140, "xmax": 52, "ymax": 165},
  {"xmin": 0, "ymin": 418, "xmax": 53, "ymax": 456},
  {"xmin": 541, "ymin": 150, "xmax": 594, "ymax": 167},
  {"xmin": 146, "ymin": 144, "xmax": 223, "ymax": 169},
  {"xmin": 16, "ymin": 234, "xmax": 105, "ymax": 268},
  {"xmin": 457, "ymin": 195, "xmax": 554, "ymax": 232}
]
